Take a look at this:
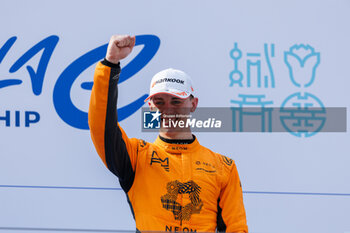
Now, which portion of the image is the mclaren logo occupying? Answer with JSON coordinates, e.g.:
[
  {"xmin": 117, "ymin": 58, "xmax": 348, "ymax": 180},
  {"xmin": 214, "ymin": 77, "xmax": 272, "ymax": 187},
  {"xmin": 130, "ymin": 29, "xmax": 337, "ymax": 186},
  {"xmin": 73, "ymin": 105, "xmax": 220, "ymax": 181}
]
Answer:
[
  {"xmin": 150, "ymin": 151, "xmax": 169, "ymax": 172},
  {"xmin": 161, "ymin": 180, "xmax": 203, "ymax": 222},
  {"xmin": 221, "ymin": 154, "xmax": 233, "ymax": 166}
]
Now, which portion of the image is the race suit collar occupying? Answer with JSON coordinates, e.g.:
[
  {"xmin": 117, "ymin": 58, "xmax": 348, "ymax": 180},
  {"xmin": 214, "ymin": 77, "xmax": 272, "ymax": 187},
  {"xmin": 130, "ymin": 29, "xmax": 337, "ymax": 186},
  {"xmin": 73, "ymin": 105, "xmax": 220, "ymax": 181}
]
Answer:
[
  {"xmin": 158, "ymin": 135, "xmax": 195, "ymax": 144},
  {"xmin": 154, "ymin": 135, "xmax": 200, "ymax": 153}
]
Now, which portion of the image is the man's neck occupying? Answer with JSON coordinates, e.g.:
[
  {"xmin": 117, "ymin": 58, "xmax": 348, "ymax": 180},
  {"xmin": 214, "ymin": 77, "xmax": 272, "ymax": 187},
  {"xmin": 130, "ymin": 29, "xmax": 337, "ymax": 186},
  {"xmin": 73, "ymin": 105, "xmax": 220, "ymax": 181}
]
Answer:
[
  {"xmin": 159, "ymin": 134, "xmax": 195, "ymax": 144},
  {"xmin": 159, "ymin": 131, "xmax": 193, "ymax": 140}
]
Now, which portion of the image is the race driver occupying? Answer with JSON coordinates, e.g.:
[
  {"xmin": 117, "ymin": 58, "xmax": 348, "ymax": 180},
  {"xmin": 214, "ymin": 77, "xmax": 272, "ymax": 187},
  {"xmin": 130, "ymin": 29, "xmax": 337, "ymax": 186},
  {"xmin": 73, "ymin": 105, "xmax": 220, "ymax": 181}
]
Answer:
[{"xmin": 88, "ymin": 35, "xmax": 248, "ymax": 232}]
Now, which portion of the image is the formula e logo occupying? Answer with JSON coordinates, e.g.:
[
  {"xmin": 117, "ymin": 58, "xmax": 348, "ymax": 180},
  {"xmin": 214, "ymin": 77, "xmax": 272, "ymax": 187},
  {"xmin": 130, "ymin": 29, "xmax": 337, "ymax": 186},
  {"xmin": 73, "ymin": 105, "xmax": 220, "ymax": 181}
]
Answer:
[
  {"xmin": 54, "ymin": 35, "xmax": 160, "ymax": 129},
  {"xmin": 143, "ymin": 110, "xmax": 161, "ymax": 129},
  {"xmin": 0, "ymin": 35, "xmax": 160, "ymax": 129}
]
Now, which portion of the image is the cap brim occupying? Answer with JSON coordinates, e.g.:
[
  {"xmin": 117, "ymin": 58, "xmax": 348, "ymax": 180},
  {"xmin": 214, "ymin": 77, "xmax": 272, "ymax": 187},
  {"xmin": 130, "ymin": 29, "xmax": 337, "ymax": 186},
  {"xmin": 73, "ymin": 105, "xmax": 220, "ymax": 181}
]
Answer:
[{"xmin": 144, "ymin": 91, "xmax": 191, "ymax": 102}]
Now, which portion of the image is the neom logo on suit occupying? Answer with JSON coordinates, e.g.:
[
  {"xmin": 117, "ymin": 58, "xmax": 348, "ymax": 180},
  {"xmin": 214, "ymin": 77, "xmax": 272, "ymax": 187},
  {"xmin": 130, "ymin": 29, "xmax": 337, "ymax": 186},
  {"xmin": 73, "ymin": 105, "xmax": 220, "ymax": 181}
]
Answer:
[{"xmin": 0, "ymin": 35, "xmax": 160, "ymax": 129}]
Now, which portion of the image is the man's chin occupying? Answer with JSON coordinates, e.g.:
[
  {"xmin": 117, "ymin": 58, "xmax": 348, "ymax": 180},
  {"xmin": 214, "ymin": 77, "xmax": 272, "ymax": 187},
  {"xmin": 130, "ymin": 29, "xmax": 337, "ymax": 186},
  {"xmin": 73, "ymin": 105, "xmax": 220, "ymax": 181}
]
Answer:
[{"xmin": 160, "ymin": 118, "xmax": 189, "ymax": 132}]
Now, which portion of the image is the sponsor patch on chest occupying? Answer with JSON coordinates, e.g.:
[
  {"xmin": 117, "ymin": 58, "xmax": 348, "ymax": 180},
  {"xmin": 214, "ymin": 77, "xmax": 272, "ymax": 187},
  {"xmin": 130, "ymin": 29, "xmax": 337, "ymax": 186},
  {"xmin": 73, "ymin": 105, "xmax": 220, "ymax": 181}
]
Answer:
[{"xmin": 150, "ymin": 150, "xmax": 169, "ymax": 172}]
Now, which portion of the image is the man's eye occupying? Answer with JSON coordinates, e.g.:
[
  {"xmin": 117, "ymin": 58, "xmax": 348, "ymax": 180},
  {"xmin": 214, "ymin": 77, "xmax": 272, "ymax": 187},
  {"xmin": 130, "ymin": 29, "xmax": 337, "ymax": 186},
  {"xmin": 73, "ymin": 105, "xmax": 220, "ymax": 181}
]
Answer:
[
  {"xmin": 155, "ymin": 102, "xmax": 164, "ymax": 105},
  {"xmin": 172, "ymin": 101, "xmax": 181, "ymax": 105}
]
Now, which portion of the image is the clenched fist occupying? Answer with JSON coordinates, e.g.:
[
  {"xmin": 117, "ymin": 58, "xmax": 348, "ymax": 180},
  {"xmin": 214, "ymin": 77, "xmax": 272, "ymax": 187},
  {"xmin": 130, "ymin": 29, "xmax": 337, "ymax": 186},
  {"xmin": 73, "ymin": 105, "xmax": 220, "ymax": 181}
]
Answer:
[{"xmin": 106, "ymin": 35, "xmax": 136, "ymax": 64}]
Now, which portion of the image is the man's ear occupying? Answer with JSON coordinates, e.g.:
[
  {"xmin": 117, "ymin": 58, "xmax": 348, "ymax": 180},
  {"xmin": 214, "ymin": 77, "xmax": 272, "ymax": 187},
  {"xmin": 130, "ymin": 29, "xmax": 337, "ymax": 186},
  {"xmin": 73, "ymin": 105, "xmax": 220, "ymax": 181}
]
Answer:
[{"xmin": 190, "ymin": 97, "xmax": 199, "ymax": 112}]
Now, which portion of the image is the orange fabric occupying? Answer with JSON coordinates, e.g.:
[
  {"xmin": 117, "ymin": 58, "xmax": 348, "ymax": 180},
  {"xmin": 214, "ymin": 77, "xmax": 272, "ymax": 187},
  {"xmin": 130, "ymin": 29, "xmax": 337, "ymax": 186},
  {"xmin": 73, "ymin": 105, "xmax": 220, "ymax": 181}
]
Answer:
[
  {"xmin": 89, "ymin": 62, "xmax": 248, "ymax": 232},
  {"xmin": 88, "ymin": 63, "xmax": 111, "ymax": 166},
  {"xmin": 127, "ymin": 137, "xmax": 248, "ymax": 232}
]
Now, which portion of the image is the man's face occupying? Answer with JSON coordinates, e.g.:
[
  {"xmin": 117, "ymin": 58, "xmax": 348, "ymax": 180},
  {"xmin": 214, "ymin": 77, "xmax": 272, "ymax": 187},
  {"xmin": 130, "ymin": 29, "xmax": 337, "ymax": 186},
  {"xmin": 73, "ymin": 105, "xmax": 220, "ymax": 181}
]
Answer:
[{"xmin": 148, "ymin": 93, "xmax": 198, "ymax": 130}]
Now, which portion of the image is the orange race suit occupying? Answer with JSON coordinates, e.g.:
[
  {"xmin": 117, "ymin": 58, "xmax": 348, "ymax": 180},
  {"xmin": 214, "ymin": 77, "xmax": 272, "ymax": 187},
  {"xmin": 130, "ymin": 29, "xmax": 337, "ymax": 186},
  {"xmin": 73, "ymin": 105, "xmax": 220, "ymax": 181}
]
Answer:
[{"xmin": 88, "ymin": 60, "xmax": 248, "ymax": 233}]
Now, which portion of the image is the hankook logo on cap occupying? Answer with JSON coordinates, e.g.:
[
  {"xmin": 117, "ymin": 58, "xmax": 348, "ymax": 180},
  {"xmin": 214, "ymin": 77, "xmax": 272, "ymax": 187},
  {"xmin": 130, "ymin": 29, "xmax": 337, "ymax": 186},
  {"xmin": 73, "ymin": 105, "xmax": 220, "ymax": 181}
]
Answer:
[{"xmin": 152, "ymin": 78, "xmax": 185, "ymax": 88}]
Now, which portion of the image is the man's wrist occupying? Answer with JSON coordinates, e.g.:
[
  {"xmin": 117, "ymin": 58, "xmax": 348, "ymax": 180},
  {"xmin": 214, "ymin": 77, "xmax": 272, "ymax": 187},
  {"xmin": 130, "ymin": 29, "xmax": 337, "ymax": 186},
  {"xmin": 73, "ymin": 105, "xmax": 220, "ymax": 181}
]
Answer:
[{"xmin": 102, "ymin": 58, "xmax": 121, "ymax": 69}]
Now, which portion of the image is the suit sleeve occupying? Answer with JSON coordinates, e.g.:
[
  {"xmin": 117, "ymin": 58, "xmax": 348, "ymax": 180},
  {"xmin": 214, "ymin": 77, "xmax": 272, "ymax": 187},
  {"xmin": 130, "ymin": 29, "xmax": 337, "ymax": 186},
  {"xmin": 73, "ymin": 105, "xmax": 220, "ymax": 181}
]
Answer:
[
  {"xmin": 88, "ymin": 59, "xmax": 139, "ymax": 193},
  {"xmin": 217, "ymin": 160, "xmax": 248, "ymax": 233}
]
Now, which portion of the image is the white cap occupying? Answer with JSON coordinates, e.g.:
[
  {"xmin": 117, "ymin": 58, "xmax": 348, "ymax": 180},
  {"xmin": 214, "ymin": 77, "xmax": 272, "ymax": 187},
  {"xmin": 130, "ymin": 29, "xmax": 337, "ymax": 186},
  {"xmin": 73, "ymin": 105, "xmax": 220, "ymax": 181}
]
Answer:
[{"xmin": 144, "ymin": 68, "xmax": 195, "ymax": 102}]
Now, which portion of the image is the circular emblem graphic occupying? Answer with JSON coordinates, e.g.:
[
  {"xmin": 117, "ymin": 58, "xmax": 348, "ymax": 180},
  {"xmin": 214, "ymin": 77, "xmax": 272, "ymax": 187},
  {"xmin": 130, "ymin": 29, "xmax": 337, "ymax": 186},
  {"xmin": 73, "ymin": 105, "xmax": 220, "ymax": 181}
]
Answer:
[{"xmin": 280, "ymin": 92, "xmax": 326, "ymax": 137}]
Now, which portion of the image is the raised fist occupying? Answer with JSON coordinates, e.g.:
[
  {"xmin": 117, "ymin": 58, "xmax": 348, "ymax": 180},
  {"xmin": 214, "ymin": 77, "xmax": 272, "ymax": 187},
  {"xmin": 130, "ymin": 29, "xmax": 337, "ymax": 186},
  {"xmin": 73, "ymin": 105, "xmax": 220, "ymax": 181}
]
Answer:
[{"xmin": 106, "ymin": 35, "xmax": 136, "ymax": 64}]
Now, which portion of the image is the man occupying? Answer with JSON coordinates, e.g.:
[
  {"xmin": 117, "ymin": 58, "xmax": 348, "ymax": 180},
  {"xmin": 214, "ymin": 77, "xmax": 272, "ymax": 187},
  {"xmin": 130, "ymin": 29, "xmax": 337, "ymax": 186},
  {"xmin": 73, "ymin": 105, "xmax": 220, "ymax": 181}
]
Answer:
[{"xmin": 89, "ymin": 35, "xmax": 248, "ymax": 232}]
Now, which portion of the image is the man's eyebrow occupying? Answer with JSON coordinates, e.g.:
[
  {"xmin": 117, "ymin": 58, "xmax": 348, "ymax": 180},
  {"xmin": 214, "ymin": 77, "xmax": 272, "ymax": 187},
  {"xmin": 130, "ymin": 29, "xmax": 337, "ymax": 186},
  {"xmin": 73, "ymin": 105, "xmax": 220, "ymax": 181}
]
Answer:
[{"xmin": 153, "ymin": 97, "xmax": 183, "ymax": 101}]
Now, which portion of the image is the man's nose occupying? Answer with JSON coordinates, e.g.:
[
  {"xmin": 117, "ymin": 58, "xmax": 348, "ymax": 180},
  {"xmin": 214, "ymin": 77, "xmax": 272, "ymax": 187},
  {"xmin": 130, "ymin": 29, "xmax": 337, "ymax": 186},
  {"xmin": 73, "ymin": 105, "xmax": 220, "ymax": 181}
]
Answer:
[{"xmin": 160, "ymin": 103, "xmax": 176, "ymax": 115}]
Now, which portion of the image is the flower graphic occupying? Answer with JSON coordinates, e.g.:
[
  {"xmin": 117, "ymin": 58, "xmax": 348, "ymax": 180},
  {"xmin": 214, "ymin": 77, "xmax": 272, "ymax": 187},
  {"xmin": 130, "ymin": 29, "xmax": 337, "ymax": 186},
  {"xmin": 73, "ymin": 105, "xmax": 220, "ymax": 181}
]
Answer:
[{"xmin": 284, "ymin": 44, "xmax": 320, "ymax": 87}]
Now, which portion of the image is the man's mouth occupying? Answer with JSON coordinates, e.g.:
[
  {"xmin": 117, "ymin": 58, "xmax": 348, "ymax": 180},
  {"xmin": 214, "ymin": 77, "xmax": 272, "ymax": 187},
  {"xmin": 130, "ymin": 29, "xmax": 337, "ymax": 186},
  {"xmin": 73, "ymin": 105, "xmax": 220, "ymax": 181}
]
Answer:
[{"xmin": 161, "ymin": 117, "xmax": 180, "ymax": 121}]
